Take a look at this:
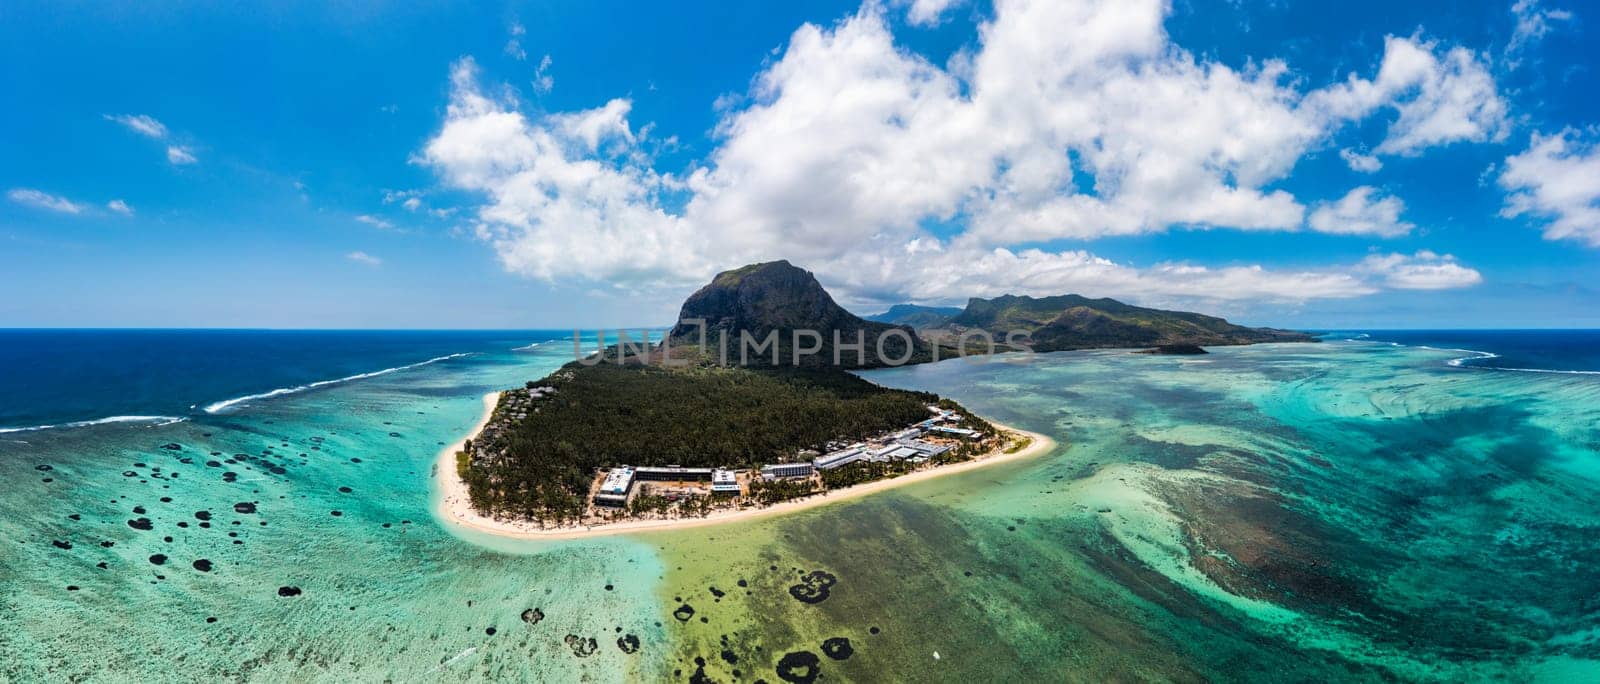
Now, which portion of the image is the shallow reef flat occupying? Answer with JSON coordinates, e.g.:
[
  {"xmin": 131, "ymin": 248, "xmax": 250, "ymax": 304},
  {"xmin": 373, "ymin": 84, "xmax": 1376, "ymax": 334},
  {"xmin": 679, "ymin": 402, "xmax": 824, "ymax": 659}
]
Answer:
[{"xmin": 4, "ymin": 340, "xmax": 1600, "ymax": 681}]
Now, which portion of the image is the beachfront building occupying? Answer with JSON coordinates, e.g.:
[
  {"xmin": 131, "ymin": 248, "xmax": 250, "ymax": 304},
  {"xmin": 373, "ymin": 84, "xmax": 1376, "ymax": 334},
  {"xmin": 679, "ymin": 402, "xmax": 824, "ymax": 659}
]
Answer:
[
  {"xmin": 594, "ymin": 466, "xmax": 635, "ymax": 507},
  {"xmin": 634, "ymin": 466, "xmax": 715, "ymax": 481},
  {"xmin": 930, "ymin": 425, "xmax": 979, "ymax": 439},
  {"xmin": 898, "ymin": 439, "xmax": 951, "ymax": 458},
  {"xmin": 814, "ymin": 447, "xmax": 868, "ymax": 471},
  {"xmin": 761, "ymin": 462, "xmax": 815, "ymax": 480},
  {"xmin": 710, "ymin": 468, "xmax": 740, "ymax": 494}
]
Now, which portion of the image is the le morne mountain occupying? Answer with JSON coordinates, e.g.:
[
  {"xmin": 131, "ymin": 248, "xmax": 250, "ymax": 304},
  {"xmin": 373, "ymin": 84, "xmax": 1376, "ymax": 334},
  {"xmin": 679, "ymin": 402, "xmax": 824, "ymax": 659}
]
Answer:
[
  {"xmin": 457, "ymin": 260, "xmax": 1310, "ymax": 522},
  {"xmin": 665, "ymin": 260, "xmax": 929, "ymax": 368}
]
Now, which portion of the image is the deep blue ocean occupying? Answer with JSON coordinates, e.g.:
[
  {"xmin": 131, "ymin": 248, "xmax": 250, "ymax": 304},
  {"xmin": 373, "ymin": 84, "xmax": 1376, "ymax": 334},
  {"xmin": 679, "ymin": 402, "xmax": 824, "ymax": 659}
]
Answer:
[
  {"xmin": 2, "ymin": 328, "xmax": 1596, "ymax": 432},
  {"xmin": 0, "ymin": 329, "xmax": 570, "ymax": 430},
  {"xmin": 1326, "ymin": 329, "xmax": 1600, "ymax": 374}
]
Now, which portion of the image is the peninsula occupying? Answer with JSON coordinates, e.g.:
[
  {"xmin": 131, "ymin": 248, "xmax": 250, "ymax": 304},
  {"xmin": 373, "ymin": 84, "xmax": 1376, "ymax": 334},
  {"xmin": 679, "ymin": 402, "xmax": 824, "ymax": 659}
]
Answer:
[{"xmin": 437, "ymin": 260, "xmax": 1305, "ymax": 537}]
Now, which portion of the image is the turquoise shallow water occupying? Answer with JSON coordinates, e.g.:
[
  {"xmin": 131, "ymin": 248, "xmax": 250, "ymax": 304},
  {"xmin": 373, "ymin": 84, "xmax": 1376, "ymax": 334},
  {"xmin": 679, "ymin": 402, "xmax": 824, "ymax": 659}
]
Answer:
[{"xmin": 3, "ymin": 337, "xmax": 1600, "ymax": 681}]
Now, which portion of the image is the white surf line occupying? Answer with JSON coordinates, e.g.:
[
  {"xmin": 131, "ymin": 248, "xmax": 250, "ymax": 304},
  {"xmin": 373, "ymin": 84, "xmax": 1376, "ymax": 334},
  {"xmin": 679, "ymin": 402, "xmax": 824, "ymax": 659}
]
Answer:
[
  {"xmin": 200, "ymin": 352, "xmax": 475, "ymax": 414},
  {"xmin": 0, "ymin": 415, "xmax": 188, "ymax": 434},
  {"xmin": 1364, "ymin": 340, "xmax": 1599, "ymax": 376}
]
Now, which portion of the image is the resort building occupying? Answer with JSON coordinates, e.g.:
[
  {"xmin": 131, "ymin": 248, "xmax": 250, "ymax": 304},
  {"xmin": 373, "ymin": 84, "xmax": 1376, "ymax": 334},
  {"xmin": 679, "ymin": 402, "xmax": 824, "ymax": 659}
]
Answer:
[
  {"xmin": 814, "ymin": 447, "xmax": 867, "ymax": 470},
  {"xmin": 761, "ymin": 462, "xmax": 815, "ymax": 479},
  {"xmin": 930, "ymin": 425, "xmax": 979, "ymax": 438},
  {"xmin": 634, "ymin": 466, "xmax": 715, "ymax": 481},
  {"xmin": 898, "ymin": 439, "xmax": 951, "ymax": 458},
  {"xmin": 594, "ymin": 467, "xmax": 635, "ymax": 507},
  {"xmin": 710, "ymin": 468, "xmax": 740, "ymax": 494}
]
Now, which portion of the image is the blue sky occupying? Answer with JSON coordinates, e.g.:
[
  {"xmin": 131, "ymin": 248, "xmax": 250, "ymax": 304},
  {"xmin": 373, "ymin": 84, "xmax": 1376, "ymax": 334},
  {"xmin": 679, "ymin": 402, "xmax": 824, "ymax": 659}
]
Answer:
[{"xmin": 1, "ymin": 0, "xmax": 1596, "ymax": 329}]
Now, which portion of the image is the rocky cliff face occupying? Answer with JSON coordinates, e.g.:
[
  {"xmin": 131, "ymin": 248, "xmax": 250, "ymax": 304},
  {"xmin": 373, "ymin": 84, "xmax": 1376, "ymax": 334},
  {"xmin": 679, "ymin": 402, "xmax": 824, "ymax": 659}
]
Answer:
[{"xmin": 666, "ymin": 261, "xmax": 927, "ymax": 368}]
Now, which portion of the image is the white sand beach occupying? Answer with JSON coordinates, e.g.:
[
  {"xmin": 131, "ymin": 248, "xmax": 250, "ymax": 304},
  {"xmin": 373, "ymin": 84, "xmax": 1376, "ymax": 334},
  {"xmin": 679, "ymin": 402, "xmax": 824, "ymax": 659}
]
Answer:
[{"xmin": 433, "ymin": 391, "xmax": 1057, "ymax": 541}]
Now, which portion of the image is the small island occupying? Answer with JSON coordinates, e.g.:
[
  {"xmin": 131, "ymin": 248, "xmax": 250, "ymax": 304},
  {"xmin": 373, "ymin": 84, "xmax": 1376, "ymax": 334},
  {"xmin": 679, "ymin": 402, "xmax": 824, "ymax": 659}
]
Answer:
[{"xmin": 1135, "ymin": 343, "xmax": 1210, "ymax": 355}]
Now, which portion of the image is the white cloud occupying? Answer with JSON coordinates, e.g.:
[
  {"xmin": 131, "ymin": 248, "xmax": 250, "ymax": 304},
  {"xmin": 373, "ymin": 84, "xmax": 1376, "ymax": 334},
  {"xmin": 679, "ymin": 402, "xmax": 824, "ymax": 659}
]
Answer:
[
  {"xmin": 506, "ymin": 21, "xmax": 527, "ymax": 61},
  {"xmin": 904, "ymin": 0, "xmax": 961, "ymax": 26},
  {"xmin": 1339, "ymin": 148, "xmax": 1383, "ymax": 173},
  {"xmin": 103, "ymin": 113, "xmax": 168, "ymax": 139},
  {"xmin": 1356, "ymin": 250, "xmax": 1483, "ymax": 290},
  {"xmin": 1498, "ymin": 129, "xmax": 1600, "ymax": 246},
  {"xmin": 107, "ymin": 199, "xmax": 134, "ymax": 216},
  {"xmin": 421, "ymin": 0, "xmax": 1493, "ymax": 309},
  {"xmin": 1508, "ymin": 0, "xmax": 1572, "ymax": 65},
  {"xmin": 1304, "ymin": 35, "xmax": 1508, "ymax": 156},
  {"xmin": 7, "ymin": 188, "xmax": 86, "ymax": 214},
  {"xmin": 422, "ymin": 57, "xmax": 704, "ymax": 284},
  {"xmin": 1307, "ymin": 186, "xmax": 1414, "ymax": 237},
  {"xmin": 533, "ymin": 54, "xmax": 554, "ymax": 94},
  {"xmin": 346, "ymin": 251, "xmax": 382, "ymax": 266},
  {"xmin": 355, "ymin": 214, "xmax": 395, "ymax": 230},
  {"xmin": 402, "ymin": 197, "xmax": 423, "ymax": 211},
  {"xmin": 166, "ymin": 145, "xmax": 198, "ymax": 165}
]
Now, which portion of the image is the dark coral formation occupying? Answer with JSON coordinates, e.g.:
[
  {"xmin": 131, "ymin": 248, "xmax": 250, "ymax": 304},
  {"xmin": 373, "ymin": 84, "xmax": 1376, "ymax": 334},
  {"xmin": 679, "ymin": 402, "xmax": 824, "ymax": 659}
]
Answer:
[
  {"xmin": 787, "ymin": 570, "xmax": 837, "ymax": 604},
  {"xmin": 564, "ymin": 634, "xmax": 598, "ymax": 658},
  {"xmin": 617, "ymin": 633, "xmax": 640, "ymax": 654},
  {"xmin": 775, "ymin": 651, "xmax": 821, "ymax": 683}
]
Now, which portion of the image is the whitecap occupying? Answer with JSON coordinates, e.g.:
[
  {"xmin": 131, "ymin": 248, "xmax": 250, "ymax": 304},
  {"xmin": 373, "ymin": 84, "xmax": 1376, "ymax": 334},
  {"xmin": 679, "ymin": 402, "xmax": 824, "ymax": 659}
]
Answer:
[
  {"xmin": 0, "ymin": 415, "xmax": 188, "ymax": 434},
  {"xmin": 201, "ymin": 352, "xmax": 473, "ymax": 414}
]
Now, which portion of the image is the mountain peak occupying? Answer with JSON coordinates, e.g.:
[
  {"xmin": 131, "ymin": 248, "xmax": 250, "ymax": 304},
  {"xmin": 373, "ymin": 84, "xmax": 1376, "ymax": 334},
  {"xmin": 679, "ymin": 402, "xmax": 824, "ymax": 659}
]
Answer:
[{"xmin": 666, "ymin": 262, "xmax": 925, "ymax": 368}]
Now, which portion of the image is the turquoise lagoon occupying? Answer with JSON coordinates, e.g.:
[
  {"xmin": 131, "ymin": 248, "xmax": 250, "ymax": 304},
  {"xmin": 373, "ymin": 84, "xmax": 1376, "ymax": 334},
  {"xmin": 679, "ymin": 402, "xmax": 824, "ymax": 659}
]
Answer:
[{"xmin": 2, "ymin": 335, "xmax": 1599, "ymax": 681}]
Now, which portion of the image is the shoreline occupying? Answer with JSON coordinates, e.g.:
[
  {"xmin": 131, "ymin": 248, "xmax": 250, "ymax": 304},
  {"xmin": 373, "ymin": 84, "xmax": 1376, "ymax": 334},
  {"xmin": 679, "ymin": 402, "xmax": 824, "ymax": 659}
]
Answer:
[{"xmin": 432, "ymin": 392, "xmax": 1057, "ymax": 541}]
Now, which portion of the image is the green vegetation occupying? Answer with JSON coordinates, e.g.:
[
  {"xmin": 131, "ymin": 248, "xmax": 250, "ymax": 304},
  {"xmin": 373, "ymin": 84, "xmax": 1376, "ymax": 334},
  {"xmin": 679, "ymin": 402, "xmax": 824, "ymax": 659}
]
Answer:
[
  {"xmin": 461, "ymin": 361, "xmax": 938, "ymax": 521},
  {"xmin": 865, "ymin": 304, "xmax": 963, "ymax": 329},
  {"xmin": 819, "ymin": 460, "xmax": 916, "ymax": 489},
  {"xmin": 934, "ymin": 293, "xmax": 1315, "ymax": 352},
  {"xmin": 745, "ymin": 476, "xmax": 819, "ymax": 505}
]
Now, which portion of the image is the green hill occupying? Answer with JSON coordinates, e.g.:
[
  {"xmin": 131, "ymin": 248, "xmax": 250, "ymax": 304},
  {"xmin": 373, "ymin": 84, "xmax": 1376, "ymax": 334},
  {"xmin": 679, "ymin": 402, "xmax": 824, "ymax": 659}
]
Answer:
[
  {"xmin": 866, "ymin": 304, "xmax": 963, "ymax": 329},
  {"xmin": 937, "ymin": 294, "xmax": 1315, "ymax": 352}
]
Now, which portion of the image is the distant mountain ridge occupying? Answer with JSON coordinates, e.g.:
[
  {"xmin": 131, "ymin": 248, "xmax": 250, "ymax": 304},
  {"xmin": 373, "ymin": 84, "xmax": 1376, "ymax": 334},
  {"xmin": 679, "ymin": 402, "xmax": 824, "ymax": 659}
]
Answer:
[
  {"xmin": 866, "ymin": 304, "xmax": 963, "ymax": 329},
  {"xmin": 936, "ymin": 294, "xmax": 1315, "ymax": 352},
  {"xmin": 651, "ymin": 262, "xmax": 1310, "ymax": 366}
]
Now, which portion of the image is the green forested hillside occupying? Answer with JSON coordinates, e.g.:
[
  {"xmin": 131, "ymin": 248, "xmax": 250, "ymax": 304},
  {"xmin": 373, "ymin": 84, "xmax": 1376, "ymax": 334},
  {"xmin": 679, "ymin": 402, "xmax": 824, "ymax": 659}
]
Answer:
[
  {"xmin": 462, "ymin": 362, "xmax": 937, "ymax": 520},
  {"xmin": 938, "ymin": 294, "xmax": 1314, "ymax": 352}
]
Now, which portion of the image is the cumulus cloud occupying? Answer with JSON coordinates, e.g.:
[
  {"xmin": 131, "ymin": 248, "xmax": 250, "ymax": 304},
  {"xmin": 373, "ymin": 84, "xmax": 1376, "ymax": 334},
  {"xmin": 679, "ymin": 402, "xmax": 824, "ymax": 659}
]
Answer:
[
  {"xmin": 422, "ymin": 57, "xmax": 705, "ymax": 284},
  {"xmin": 103, "ymin": 113, "xmax": 168, "ymax": 139},
  {"xmin": 1307, "ymin": 187, "xmax": 1414, "ymax": 237},
  {"xmin": 903, "ymin": 0, "xmax": 961, "ymax": 26},
  {"xmin": 346, "ymin": 251, "xmax": 382, "ymax": 266},
  {"xmin": 1304, "ymin": 35, "xmax": 1508, "ymax": 156},
  {"xmin": 1339, "ymin": 148, "xmax": 1383, "ymax": 173},
  {"xmin": 107, "ymin": 199, "xmax": 134, "ymax": 216},
  {"xmin": 1499, "ymin": 129, "xmax": 1600, "ymax": 246},
  {"xmin": 1356, "ymin": 251, "xmax": 1483, "ymax": 290},
  {"xmin": 7, "ymin": 188, "xmax": 87, "ymax": 214},
  {"xmin": 420, "ymin": 0, "xmax": 1494, "ymax": 309}
]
